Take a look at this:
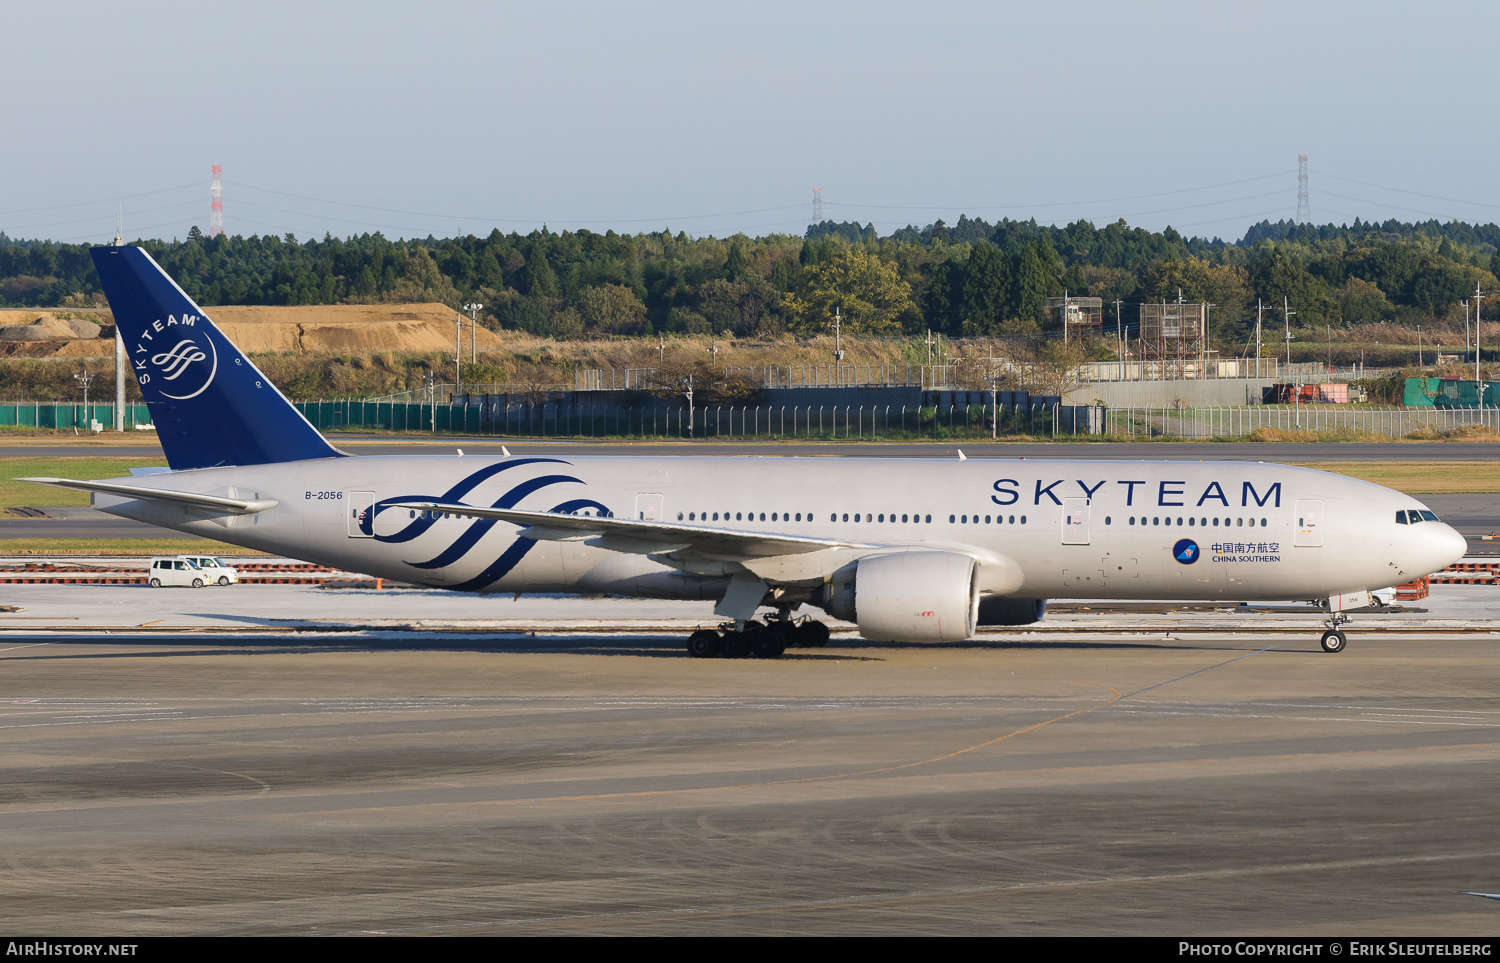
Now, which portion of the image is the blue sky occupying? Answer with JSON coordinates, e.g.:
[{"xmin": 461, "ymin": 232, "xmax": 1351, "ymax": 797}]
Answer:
[{"xmin": 5, "ymin": 1, "xmax": 1498, "ymax": 244}]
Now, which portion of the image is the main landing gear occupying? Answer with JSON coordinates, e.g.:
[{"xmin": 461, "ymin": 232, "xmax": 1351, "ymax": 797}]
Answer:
[
  {"xmin": 1320, "ymin": 612, "xmax": 1350, "ymax": 653},
  {"xmin": 686, "ymin": 616, "xmax": 830, "ymax": 659}
]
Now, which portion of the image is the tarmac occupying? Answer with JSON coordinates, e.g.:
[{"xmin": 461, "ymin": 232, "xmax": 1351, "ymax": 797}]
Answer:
[{"xmin": 1, "ymin": 581, "xmax": 1498, "ymax": 935}]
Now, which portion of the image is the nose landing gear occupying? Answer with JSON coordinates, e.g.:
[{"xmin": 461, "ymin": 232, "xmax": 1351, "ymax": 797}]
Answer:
[{"xmin": 1320, "ymin": 612, "xmax": 1351, "ymax": 653}]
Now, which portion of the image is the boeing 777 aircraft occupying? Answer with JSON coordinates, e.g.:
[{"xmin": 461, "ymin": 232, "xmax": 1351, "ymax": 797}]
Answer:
[{"xmin": 22, "ymin": 245, "xmax": 1467, "ymax": 657}]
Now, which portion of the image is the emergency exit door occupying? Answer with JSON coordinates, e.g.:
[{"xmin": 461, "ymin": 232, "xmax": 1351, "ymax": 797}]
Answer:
[
  {"xmin": 348, "ymin": 491, "xmax": 376, "ymax": 537},
  {"xmin": 1295, "ymin": 499, "xmax": 1323, "ymax": 547},
  {"xmin": 1062, "ymin": 497, "xmax": 1090, "ymax": 545}
]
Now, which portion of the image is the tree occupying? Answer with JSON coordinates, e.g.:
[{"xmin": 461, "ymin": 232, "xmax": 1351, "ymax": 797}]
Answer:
[
  {"xmin": 781, "ymin": 249, "xmax": 916, "ymax": 336},
  {"xmin": 958, "ymin": 242, "xmax": 1010, "ymax": 336},
  {"xmin": 1140, "ymin": 257, "xmax": 1251, "ymax": 321},
  {"xmin": 1013, "ymin": 243, "xmax": 1055, "ymax": 325},
  {"xmin": 724, "ymin": 238, "xmax": 750, "ymax": 280},
  {"xmin": 578, "ymin": 283, "xmax": 649, "ymax": 334}
]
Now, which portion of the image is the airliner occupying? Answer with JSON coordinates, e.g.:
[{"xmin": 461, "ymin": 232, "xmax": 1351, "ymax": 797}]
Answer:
[{"xmin": 20, "ymin": 245, "xmax": 1466, "ymax": 657}]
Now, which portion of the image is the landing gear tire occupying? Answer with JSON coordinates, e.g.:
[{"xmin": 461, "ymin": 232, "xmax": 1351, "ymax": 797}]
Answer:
[
  {"xmin": 721, "ymin": 631, "xmax": 748, "ymax": 659},
  {"xmin": 749, "ymin": 624, "xmax": 786, "ymax": 659},
  {"xmin": 687, "ymin": 630, "xmax": 722, "ymax": 659},
  {"xmin": 794, "ymin": 620, "xmax": 830, "ymax": 648},
  {"xmin": 1320, "ymin": 629, "xmax": 1347, "ymax": 653}
]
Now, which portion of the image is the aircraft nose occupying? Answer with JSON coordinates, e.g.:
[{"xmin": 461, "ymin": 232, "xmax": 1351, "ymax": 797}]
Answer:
[{"xmin": 1439, "ymin": 524, "xmax": 1468, "ymax": 567}]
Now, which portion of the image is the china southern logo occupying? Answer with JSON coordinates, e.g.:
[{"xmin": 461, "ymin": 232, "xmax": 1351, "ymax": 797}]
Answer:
[
  {"xmin": 132, "ymin": 314, "xmax": 218, "ymax": 400},
  {"xmin": 1173, "ymin": 538, "xmax": 1200, "ymax": 564}
]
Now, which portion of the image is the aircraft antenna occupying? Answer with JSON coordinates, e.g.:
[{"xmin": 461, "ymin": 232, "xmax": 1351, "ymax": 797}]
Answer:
[
  {"xmin": 209, "ymin": 165, "xmax": 224, "ymax": 237},
  {"xmin": 1296, "ymin": 154, "xmax": 1310, "ymax": 223}
]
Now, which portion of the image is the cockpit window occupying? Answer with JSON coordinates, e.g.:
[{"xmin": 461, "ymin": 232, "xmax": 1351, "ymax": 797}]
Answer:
[
  {"xmin": 1395, "ymin": 511, "xmax": 1408, "ymax": 525},
  {"xmin": 1420, "ymin": 510, "xmax": 1439, "ymax": 522}
]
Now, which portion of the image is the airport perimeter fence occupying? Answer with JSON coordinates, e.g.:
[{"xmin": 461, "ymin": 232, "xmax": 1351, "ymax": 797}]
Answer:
[
  {"xmin": 1110, "ymin": 405, "xmax": 1500, "ymax": 438},
  {"xmin": 292, "ymin": 400, "xmax": 1085, "ymax": 439},
  {"xmin": 0, "ymin": 402, "xmax": 152, "ymax": 431},
  {"xmin": 5, "ymin": 401, "xmax": 1498, "ymax": 440}
]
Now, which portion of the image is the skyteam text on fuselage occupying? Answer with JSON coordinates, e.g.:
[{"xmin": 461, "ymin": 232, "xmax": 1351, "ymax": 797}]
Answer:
[{"xmin": 20, "ymin": 245, "xmax": 1467, "ymax": 657}]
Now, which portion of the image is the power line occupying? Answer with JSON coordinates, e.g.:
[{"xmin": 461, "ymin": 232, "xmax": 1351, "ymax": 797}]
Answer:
[
  {"xmin": 827, "ymin": 170, "xmax": 1299, "ymax": 212},
  {"xmin": 1320, "ymin": 172, "xmax": 1500, "ymax": 211},
  {"xmin": 233, "ymin": 182, "xmax": 803, "ymax": 225},
  {"xmin": 0, "ymin": 182, "xmax": 199, "ymax": 216}
]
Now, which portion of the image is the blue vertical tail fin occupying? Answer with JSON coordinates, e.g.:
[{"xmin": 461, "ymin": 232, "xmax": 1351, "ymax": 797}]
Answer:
[{"xmin": 90, "ymin": 244, "xmax": 343, "ymax": 470}]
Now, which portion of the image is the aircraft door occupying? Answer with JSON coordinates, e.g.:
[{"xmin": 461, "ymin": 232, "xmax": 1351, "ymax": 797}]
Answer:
[
  {"xmin": 348, "ymin": 491, "xmax": 376, "ymax": 537},
  {"xmin": 635, "ymin": 493, "xmax": 665, "ymax": 521},
  {"xmin": 1061, "ymin": 497, "xmax": 1090, "ymax": 545},
  {"xmin": 1295, "ymin": 499, "xmax": 1323, "ymax": 547}
]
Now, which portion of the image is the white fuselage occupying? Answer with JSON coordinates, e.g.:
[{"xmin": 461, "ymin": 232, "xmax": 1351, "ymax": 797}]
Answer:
[{"xmin": 92, "ymin": 454, "xmax": 1465, "ymax": 606}]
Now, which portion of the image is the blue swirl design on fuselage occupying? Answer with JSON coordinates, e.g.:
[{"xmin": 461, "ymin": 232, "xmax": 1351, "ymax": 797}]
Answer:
[
  {"xmin": 369, "ymin": 457, "xmax": 611, "ymax": 591},
  {"xmin": 407, "ymin": 474, "xmax": 588, "ymax": 569},
  {"xmin": 448, "ymin": 497, "xmax": 608, "ymax": 592},
  {"xmin": 371, "ymin": 457, "xmax": 569, "ymax": 544}
]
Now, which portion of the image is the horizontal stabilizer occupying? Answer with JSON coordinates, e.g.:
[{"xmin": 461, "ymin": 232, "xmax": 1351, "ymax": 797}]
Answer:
[{"xmin": 17, "ymin": 477, "xmax": 278, "ymax": 515}]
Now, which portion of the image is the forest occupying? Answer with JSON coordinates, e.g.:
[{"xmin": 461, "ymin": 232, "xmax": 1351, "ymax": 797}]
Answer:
[{"xmin": 2, "ymin": 214, "xmax": 1498, "ymax": 352}]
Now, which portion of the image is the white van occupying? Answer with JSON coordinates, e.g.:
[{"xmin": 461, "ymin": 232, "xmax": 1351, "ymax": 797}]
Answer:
[
  {"xmin": 178, "ymin": 555, "xmax": 239, "ymax": 585},
  {"xmin": 147, "ymin": 557, "xmax": 207, "ymax": 588}
]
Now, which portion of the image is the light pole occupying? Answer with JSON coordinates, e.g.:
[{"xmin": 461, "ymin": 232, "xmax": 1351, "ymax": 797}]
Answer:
[
  {"xmin": 988, "ymin": 374, "xmax": 1004, "ymax": 440},
  {"xmin": 464, "ymin": 302, "xmax": 483, "ymax": 367},
  {"xmin": 1476, "ymin": 283, "xmax": 1487, "ymax": 415},
  {"xmin": 1283, "ymin": 297, "xmax": 1295, "ymax": 368},
  {"xmin": 423, "ymin": 372, "xmax": 437, "ymax": 433},
  {"xmin": 683, "ymin": 376, "xmax": 695, "ymax": 440},
  {"xmin": 73, "ymin": 370, "xmax": 96, "ymax": 432}
]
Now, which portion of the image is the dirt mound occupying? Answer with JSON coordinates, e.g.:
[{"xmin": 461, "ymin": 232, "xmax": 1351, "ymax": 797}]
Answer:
[
  {"xmin": 206, "ymin": 303, "xmax": 503, "ymax": 354},
  {"xmin": 0, "ymin": 313, "xmax": 103, "ymax": 341},
  {"xmin": 0, "ymin": 303, "xmax": 499, "ymax": 357}
]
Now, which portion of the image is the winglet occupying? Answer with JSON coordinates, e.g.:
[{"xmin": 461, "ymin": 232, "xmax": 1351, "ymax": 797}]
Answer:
[{"xmin": 957, "ymin": 449, "xmax": 967, "ymax": 461}]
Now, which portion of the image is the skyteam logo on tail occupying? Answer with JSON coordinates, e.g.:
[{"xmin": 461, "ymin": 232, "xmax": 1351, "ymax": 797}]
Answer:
[
  {"xmin": 1173, "ymin": 538, "xmax": 1200, "ymax": 564},
  {"xmin": 132, "ymin": 314, "xmax": 218, "ymax": 400}
]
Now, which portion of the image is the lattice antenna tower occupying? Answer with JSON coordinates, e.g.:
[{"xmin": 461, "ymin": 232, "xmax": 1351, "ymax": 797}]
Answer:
[
  {"xmin": 811, "ymin": 187, "xmax": 823, "ymax": 224},
  {"xmin": 209, "ymin": 165, "xmax": 224, "ymax": 237},
  {"xmin": 1296, "ymin": 154, "xmax": 1310, "ymax": 224}
]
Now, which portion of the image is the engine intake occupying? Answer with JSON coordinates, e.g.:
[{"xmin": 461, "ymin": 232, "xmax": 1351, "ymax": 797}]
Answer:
[
  {"xmin": 976, "ymin": 596, "xmax": 1048, "ymax": 626},
  {"xmin": 823, "ymin": 551, "xmax": 979, "ymax": 642}
]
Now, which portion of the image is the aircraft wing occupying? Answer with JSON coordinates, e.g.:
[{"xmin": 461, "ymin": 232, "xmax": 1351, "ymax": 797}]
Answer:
[
  {"xmin": 393, "ymin": 501, "xmax": 877, "ymax": 560},
  {"xmin": 17, "ymin": 477, "xmax": 278, "ymax": 515}
]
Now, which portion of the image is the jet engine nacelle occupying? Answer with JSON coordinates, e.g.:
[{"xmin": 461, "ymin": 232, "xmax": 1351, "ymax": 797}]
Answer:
[
  {"xmin": 824, "ymin": 551, "xmax": 979, "ymax": 642},
  {"xmin": 976, "ymin": 596, "xmax": 1048, "ymax": 626}
]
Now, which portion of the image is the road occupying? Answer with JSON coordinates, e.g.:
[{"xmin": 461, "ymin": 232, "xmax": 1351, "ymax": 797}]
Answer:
[{"xmin": 0, "ymin": 607, "xmax": 1497, "ymax": 934}]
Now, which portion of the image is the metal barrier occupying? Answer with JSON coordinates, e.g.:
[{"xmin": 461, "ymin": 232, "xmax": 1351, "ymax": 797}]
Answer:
[
  {"xmin": 0, "ymin": 403, "xmax": 151, "ymax": 430},
  {"xmin": 6, "ymin": 401, "xmax": 1496, "ymax": 441}
]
